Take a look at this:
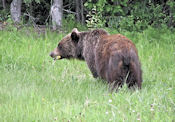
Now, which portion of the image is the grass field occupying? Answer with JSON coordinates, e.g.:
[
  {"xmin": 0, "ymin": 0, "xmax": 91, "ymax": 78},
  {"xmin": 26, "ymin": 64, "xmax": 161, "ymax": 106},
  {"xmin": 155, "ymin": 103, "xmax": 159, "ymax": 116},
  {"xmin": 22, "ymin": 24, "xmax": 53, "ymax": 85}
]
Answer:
[{"xmin": 0, "ymin": 27, "xmax": 175, "ymax": 121}]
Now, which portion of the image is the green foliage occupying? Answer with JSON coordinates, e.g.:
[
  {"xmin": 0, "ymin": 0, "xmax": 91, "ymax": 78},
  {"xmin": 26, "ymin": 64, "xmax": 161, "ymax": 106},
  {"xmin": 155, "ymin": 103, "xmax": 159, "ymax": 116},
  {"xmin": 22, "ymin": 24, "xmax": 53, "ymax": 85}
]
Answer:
[
  {"xmin": 1, "ymin": 0, "xmax": 175, "ymax": 31},
  {"xmin": 62, "ymin": 14, "xmax": 87, "ymax": 32},
  {"xmin": 85, "ymin": 6, "xmax": 106, "ymax": 28},
  {"xmin": 85, "ymin": 0, "xmax": 175, "ymax": 31},
  {"xmin": 166, "ymin": 0, "xmax": 175, "ymax": 28},
  {"xmin": 0, "ymin": 9, "xmax": 10, "ymax": 22},
  {"xmin": 0, "ymin": 27, "xmax": 175, "ymax": 121}
]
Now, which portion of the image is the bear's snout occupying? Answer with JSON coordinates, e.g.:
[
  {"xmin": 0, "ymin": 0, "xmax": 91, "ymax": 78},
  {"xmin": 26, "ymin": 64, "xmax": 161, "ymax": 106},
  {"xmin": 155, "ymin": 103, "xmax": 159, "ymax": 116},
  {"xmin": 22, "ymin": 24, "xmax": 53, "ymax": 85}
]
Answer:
[
  {"xmin": 50, "ymin": 48, "xmax": 62, "ymax": 60},
  {"xmin": 50, "ymin": 48, "xmax": 60, "ymax": 58},
  {"xmin": 49, "ymin": 52, "xmax": 55, "ymax": 58}
]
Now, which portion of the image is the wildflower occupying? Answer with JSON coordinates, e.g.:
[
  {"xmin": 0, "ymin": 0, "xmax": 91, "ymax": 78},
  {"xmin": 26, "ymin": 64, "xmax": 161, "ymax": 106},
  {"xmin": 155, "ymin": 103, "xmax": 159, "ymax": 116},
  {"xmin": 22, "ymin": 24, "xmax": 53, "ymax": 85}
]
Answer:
[
  {"xmin": 137, "ymin": 118, "xmax": 140, "ymax": 121},
  {"xmin": 150, "ymin": 108, "xmax": 154, "ymax": 111},
  {"xmin": 108, "ymin": 99, "xmax": 112, "ymax": 103},
  {"xmin": 137, "ymin": 114, "xmax": 141, "ymax": 121}
]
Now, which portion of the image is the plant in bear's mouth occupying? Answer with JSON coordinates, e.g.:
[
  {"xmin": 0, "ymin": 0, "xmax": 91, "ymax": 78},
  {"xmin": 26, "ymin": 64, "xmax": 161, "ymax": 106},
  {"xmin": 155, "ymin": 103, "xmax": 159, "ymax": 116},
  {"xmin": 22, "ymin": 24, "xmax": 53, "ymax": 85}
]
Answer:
[{"xmin": 54, "ymin": 56, "xmax": 61, "ymax": 60}]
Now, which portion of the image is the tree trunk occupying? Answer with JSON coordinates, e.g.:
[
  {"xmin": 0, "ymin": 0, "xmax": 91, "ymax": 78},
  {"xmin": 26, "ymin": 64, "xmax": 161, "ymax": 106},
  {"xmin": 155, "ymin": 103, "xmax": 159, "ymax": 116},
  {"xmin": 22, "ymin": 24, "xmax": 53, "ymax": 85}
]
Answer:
[
  {"xmin": 75, "ymin": 0, "xmax": 80, "ymax": 22},
  {"xmin": 10, "ymin": 0, "xmax": 22, "ymax": 23},
  {"xmin": 2, "ymin": 0, "xmax": 6, "ymax": 9},
  {"xmin": 51, "ymin": 0, "xmax": 63, "ymax": 30},
  {"xmin": 80, "ymin": 0, "xmax": 84, "ymax": 24}
]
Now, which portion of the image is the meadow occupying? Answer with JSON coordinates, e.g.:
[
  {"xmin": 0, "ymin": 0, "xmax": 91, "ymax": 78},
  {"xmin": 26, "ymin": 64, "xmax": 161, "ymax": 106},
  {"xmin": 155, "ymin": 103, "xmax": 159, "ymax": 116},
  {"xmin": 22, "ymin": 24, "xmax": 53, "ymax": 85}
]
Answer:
[{"xmin": 0, "ymin": 27, "xmax": 174, "ymax": 121}]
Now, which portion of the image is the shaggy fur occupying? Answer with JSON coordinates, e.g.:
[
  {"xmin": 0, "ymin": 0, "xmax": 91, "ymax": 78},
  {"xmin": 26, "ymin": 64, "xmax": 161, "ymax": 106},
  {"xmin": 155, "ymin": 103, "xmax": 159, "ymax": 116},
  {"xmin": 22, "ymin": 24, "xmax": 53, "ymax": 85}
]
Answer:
[{"xmin": 50, "ymin": 28, "xmax": 142, "ymax": 89}]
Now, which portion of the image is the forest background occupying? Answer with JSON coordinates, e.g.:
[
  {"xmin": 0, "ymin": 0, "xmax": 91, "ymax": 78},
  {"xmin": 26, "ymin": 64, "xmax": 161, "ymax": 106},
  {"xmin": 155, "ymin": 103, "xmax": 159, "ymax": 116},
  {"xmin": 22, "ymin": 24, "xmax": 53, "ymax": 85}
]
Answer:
[{"xmin": 0, "ymin": 0, "xmax": 175, "ymax": 31}]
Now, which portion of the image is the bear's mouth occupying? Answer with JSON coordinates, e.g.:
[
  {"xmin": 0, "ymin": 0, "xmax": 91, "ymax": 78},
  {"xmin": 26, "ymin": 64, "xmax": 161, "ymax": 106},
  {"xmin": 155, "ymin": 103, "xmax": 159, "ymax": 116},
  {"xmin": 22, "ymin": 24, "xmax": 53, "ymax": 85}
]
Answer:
[{"xmin": 53, "ymin": 56, "xmax": 62, "ymax": 60}]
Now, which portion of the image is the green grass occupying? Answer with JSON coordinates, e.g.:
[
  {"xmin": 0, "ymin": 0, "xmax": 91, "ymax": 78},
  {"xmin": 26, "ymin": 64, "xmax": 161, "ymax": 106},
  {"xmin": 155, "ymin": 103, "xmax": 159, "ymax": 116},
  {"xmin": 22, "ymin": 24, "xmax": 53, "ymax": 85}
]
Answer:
[{"xmin": 0, "ymin": 27, "xmax": 175, "ymax": 121}]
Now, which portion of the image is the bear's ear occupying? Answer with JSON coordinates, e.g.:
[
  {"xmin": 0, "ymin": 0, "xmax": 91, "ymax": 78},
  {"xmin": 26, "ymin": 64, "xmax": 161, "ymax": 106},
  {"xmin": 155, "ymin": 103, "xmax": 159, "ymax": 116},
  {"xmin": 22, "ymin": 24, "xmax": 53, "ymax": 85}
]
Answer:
[{"xmin": 71, "ymin": 28, "xmax": 79, "ymax": 43}]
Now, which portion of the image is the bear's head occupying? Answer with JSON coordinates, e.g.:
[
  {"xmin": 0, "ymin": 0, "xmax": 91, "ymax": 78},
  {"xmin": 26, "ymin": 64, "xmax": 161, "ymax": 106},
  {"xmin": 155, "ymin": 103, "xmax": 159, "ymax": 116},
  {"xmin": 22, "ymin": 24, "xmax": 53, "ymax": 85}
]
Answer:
[{"xmin": 50, "ymin": 28, "xmax": 84, "ymax": 60}]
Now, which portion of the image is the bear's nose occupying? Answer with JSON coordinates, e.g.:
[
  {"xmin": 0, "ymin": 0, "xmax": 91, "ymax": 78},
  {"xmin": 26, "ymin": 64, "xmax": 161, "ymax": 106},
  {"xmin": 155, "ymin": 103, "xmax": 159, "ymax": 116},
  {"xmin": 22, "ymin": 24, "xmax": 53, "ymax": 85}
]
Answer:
[{"xmin": 50, "ymin": 52, "xmax": 54, "ymax": 58}]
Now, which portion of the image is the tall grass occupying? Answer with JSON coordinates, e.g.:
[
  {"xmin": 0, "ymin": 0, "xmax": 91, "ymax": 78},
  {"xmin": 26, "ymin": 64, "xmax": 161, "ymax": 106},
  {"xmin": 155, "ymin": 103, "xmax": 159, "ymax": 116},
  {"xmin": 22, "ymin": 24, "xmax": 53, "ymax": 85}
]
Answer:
[{"xmin": 0, "ymin": 27, "xmax": 174, "ymax": 121}]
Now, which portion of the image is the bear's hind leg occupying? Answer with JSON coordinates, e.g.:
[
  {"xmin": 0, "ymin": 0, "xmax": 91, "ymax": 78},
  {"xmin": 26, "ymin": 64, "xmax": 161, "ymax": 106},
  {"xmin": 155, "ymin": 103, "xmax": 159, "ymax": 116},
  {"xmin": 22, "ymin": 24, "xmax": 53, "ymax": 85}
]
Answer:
[
  {"xmin": 126, "ymin": 61, "xmax": 142, "ymax": 89},
  {"xmin": 107, "ymin": 56, "xmax": 124, "ymax": 91}
]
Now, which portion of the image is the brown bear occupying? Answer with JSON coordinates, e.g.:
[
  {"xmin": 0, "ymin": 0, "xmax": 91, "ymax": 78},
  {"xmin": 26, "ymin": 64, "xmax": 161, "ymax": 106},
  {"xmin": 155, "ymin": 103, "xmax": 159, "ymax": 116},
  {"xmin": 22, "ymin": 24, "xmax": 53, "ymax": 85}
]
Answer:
[{"xmin": 50, "ymin": 28, "xmax": 142, "ymax": 89}]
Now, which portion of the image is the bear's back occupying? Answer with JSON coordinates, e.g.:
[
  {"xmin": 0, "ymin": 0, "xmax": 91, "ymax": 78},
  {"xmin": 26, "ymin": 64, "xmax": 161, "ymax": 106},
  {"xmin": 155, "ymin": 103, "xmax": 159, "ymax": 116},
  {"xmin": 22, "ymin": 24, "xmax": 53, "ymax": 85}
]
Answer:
[{"xmin": 96, "ymin": 34, "xmax": 138, "ymax": 60}]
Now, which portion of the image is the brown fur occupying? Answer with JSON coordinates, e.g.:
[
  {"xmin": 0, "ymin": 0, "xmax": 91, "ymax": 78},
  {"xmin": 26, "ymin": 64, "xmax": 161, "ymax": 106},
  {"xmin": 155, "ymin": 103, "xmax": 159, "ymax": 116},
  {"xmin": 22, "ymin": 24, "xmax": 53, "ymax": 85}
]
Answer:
[{"xmin": 50, "ymin": 28, "xmax": 142, "ymax": 90}]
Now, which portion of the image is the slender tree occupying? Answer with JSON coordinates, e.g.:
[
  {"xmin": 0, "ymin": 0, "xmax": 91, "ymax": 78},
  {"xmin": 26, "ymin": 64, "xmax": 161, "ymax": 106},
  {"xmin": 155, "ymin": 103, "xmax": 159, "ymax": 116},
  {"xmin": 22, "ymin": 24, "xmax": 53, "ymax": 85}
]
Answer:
[
  {"xmin": 75, "ymin": 0, "xmax": 80, "ymax": 22},
  {"xmin": 10, "ymin": 0, "xmax": 22, "ymax": 23},
  {"xmin": 51, "ymin": 0, "xmax": 63, "ymax": 30},
  {"xmin": 80, "ymin": 0, "xmax": 84, "ymax": 24},
  {"xmin": 2, "ymin": 0, "xmax": 6, "ymax": 9}
]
